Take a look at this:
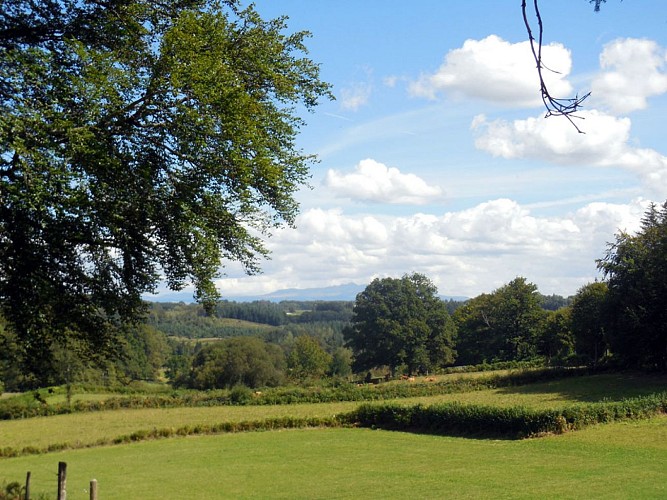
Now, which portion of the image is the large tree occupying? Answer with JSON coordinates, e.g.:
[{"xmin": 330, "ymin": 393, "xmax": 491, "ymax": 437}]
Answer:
[
  {"xmin": 453, "ymin": 277, "xmax": 545, "ymax": 365},
  {"xmin": 598, "ymin": 202, "xmax": 667, "ymax": 371},
  {"xmin": 286, "ymin": 335, "xmax": 332, "ymax": 381},
  {"xmin": 538, "ymin": 307, "xmax": 574, "ymax": 364},
  {"xmin": 0, "ymin": 1, "xmax": 331, "ymax": 382},
  {"xmin": 570, "ymin": 282, "xmax": 609, "ymax": 364},
  {"xmin": 186, "ymin": 336, "xmax": 285, "ymax": 390},
  {"xmin": 344, "ymin": 273, "xmax": 457, "ymax": 376}
]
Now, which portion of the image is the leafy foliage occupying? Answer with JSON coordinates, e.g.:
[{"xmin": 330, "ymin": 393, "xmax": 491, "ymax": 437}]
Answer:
[
  {"xmin": 114, "ymin": 324, "xmax": 170, "ymax": 383},
  {"xmin": 570, "ymin": 282, "xmax": 609, "ymax": 364},
  {"xmin": 453, "ymin": 277, "xmax": 546, "ymax": 365},
  {"xmin": 598, "ymin": 201, "xmax": 667, "ymax": 370},
  {"xmin": 329, "ymin": 347, "xmax": 353, "ymax": 377},
  {"xmin": 185, "ymin": 336, "xmax": 285, "ymax": 389},
  {"xmin": 539, "ymin": 307, "xmax": 574, "ymax": 363},
  {"xmin": 0, "ymin": 318, "xmax": 170, "ymax": 391},
  {"xmin": 0, "ymin": 0, "xmax": 331, "ymax": 382},
  {"xmin": 344, "ymin": 273, "xmax": 457, "ymax": 375},
  {"xmin": 287, "ymin": 335, "xmax": 332, "ymax": 381},
  {"xmin": 351, "ymin": 391, "xmax": 667, "ymax": 439}
]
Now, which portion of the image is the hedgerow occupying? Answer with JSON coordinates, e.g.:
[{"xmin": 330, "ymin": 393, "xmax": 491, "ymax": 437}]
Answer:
[
  {"xmin": 0, "ymin": 366, "xmax": 598, "ymax": 420},
  {"xmin": 0, "ymin": 392, "xmax": 664, "ymax": 458},
  {"xmin": 0, "ymin": 416, "xmax": 344, "ymax": 458},
  {"xmin": 350, "ymin": 392, "xmax": 667, "ymax": 439}
]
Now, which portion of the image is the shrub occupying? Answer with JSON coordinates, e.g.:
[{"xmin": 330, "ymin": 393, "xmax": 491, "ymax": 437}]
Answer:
[{"xmin": 229, "ymin": 385, "xmax": 253, "ymax": 405}]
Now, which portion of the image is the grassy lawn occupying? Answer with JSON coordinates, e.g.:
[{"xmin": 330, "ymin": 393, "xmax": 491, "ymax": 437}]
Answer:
[{"xmin": 2, "ymin": 417, "xmax": 665, "ymax": 499}]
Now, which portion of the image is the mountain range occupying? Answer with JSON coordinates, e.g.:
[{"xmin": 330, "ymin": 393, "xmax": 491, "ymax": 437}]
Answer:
[{"xmin": 146, "ymin": 283, "xmax": 468, "ymax": 303}]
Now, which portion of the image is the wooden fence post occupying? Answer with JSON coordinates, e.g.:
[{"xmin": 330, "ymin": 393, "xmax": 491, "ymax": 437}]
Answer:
[
  {"xmin": 89, "ymin": 479, "xmax": 98, "ymax": 500},
  {"xmin": 57, "ymin": 462, "xmax": 67, "ymax": 500},
  {"xmin": 24, "ymin": 471, "xmax": 30, "ymax": 500}
]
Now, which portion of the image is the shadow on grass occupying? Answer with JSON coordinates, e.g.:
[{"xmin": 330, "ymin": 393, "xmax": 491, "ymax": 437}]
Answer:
[{"xmin": 495, "ymin": 371, "xmax": 667, "ymax": 403}]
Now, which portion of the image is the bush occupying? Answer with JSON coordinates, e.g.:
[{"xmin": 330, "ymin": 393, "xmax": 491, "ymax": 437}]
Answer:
[{"xmin": 229, "ymin": 385, "xmax": 253, "ymax": 405}]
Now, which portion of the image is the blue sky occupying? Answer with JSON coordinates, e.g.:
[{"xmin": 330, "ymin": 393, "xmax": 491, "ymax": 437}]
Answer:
[{"xmin": 156, "ymin": 1, "xmax": 667, "ymax": 301}]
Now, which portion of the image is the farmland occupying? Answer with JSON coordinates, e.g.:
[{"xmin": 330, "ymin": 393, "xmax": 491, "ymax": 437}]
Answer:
[{"xmin": 1, "ymin": 370, "xmax": 666, "ymax": 498}]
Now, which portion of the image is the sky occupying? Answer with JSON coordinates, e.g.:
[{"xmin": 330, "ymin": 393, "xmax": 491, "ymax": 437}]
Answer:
[{"xmin": 154, "ymin": 0, "xmax": 667, "ymax": 301}]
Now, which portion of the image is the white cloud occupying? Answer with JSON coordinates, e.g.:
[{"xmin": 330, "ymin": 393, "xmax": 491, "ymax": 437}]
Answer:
[
  {"xmin": 471, "ymin": 110, "xmax": 667, "ymax": 194},
  {"xmin": 214, "ymin": 198, "xmax": 653, "ymax": 299},
  {"xmin": 340, "ymin": 82, "xmax": 372, "ymax": 111},
  {"xmin": 591, "ymin": 38, "xmax": 667, "ymax": 114},
  {"xmin": 409, "ymin": 35, "xmax": 573, "ymax": 108},
  {"xmin": 383, "ymin": 75, "xmax": 399, "ymax": 88},
  {"xmin": 325, "ymin": 158, "xmax": 443, "ymax": 204}
]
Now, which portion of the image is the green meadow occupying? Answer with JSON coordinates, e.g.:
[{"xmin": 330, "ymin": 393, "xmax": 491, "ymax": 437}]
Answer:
[
  {"xmin": 2, "ymin": 420, "xmax": 666, "ymax": 499},
  {"xmin": 1, "ymin": 371, "xmax": 666, "ymax": 498}
]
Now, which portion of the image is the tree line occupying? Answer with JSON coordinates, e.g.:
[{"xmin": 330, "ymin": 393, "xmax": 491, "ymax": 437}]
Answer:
[
  {"xmin": 345, "ymin": 202, "xmax": 667, "ymax": 375},
  {"xmin": 1, "ymin": 202, "xmax": 664, "ymax": 392}
]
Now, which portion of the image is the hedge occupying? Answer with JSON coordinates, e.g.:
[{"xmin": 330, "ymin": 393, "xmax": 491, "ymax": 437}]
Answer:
[
  {"xmin": 350, "ymin": 392, "xmax": 667, "ymax": 439},
  {"xmin": 0, "ymin": 415, "xmax": 343, "ymax": 458}
]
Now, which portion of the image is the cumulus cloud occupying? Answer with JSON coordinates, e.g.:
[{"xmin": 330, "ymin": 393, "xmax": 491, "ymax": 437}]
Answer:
[
  {"xmin": 591, "ymin": 38, "xmax": 667, "ymax": 114},
  {"xmin": 325, "ymin": 158, "xmax": 443, "ymax": 204},
  {"xmin": 409, "ymin": 35, "xmax": 573, "ymax": 108},
  {"xmin": 471, "ymin": 111, "xmax": 667, "ymax": 194},
  {"xmin": 215, "ymin": 198, "xmax": 652, "ymax": 299}
]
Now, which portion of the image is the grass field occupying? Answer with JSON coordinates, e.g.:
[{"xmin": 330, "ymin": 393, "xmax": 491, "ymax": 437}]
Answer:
[
  {"xmin": 1, "ymin": 371, "xmax": 666, "ymax": 498},
  {"xmin": 2, "ymin": 418, "xmax": 666, "ymax": 499}
]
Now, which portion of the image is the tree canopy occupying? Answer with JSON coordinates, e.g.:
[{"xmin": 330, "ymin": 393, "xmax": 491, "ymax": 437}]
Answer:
[
  {"xmin": 570, "ymin": 282, "xmax": 609, "ymax": 364},
  {"xmin": 344, "ymin": 273, "xmax": 457, "ymax": 375},
  {"xmin": 0, "ymin": 1, "xmax": 331, "ymax": 382},
  {"xmin": 453, "ymin": 277, "xmax": 545, "ymax": 365},
  {"xmin": 186, "ymin": 336, "xmax": 285, "ymax": 390},
  {"xmin": 598, "ymin": 202, "xmax": 667, "ymax": 370},
  {"xmin": 286, "ymin": 335, "xmax": 332, "ymax": 380}
]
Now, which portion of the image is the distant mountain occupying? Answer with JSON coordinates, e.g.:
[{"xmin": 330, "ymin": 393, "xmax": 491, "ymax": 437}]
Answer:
[
  {"xmin": 144, "ymin": 283, "xmax": 365, "ymax": 303},
  {"xmin": 146, "ymin": 283, "xmax": 468, "ymax": 303},
  {"xmin": 255, "ymin": 283, "xmax": 467, "ymax": 302},
  {"xmin": 256, "ymin": 283, "xmax": 366, "ymax": 301}
]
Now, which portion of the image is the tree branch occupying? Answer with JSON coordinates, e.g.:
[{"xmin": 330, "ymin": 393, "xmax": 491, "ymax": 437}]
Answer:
[{"xmin": 522, "ymin": 0, "xmax": 591, "ymax": 133}]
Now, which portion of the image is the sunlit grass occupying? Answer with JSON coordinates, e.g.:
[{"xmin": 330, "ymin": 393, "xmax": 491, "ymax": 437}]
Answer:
[
  {"xmin": 2, "ymin": 417, "xmax": 665, "ymax": 499},
  {"xmin": 0, "ymin": 401, "xmax": 359, "ymax": 451},
  {"xmin": 401, "ymin": 372, "xmax": 667, "ymax": 409}
]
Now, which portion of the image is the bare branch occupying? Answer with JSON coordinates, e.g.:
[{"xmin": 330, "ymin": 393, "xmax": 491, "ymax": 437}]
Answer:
[{"xmin": 522, "ymin": 0, "xmax": 591, "ymax": 133}]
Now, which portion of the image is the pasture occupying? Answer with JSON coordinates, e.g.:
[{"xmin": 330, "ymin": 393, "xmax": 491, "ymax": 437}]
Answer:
[
  {"xmin": 1, "ymin": 370, "xmax": 666, "ymax": 498},
  {"xmin": 2, "ymin": 419, "xmax": 666, "ymax": 499}
]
